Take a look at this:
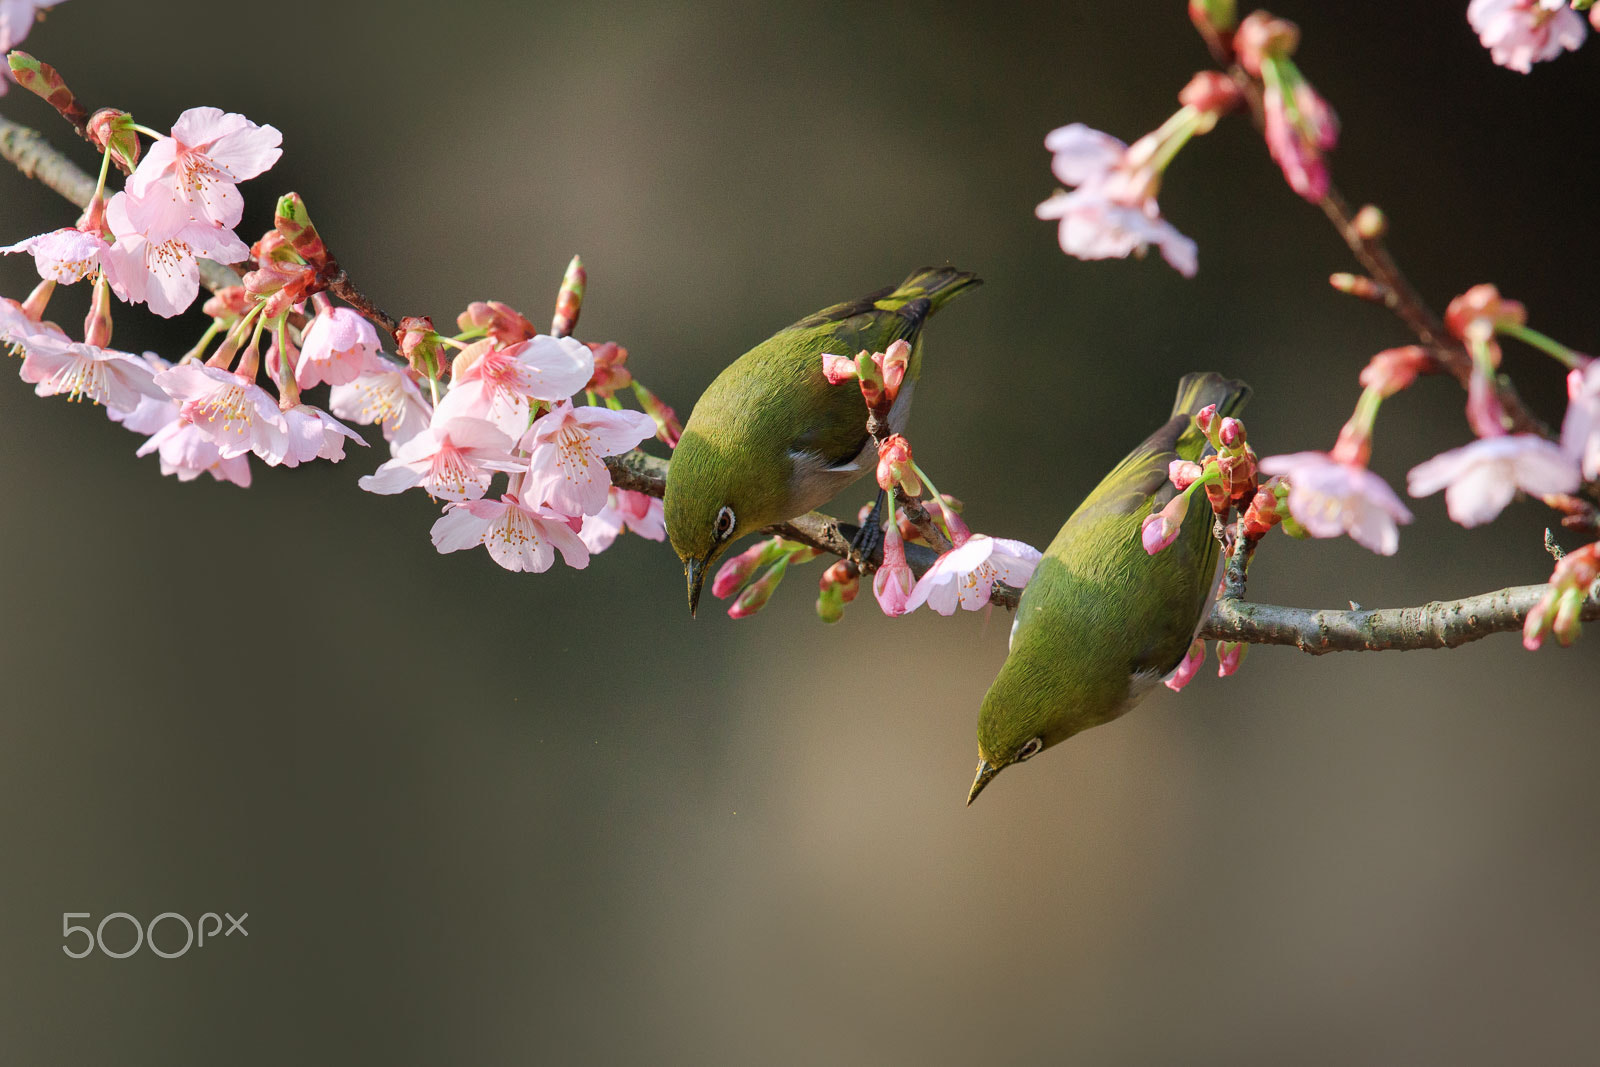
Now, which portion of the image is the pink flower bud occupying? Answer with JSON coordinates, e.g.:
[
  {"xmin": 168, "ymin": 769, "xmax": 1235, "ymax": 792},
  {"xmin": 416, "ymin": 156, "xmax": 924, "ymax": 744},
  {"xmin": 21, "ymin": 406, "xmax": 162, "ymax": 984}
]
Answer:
[
  {"xmin": 1195, "ymin": 404, "xmax": 1218, "ymax": 435},
  {"xmin": 875, "ymin": 434, "xmax": 921, "ymax": 494},
  {"xmin": 1141, "ymin": 491, "xmax": 1190, "ymax": 555},
  {"xmin": 1359, "ymin": 345, "xmax": 1431, "ymax": 398},
  {"xmin": 1164, "ymin": 640, "xmax": 1206, "ymax": 692},
  {"xmin": 1219, "ymin": 416, "xmax": 1245, "ymax": 448},
  {"xmin": 397, "ymin": 315, "xmax": 442, "ymax": 378},
  {"xmin": 728, "ymin": 557, "xmax": 789, "ymax": 619},
  {"xmin": 1445, "ymin": 284, "xmax": 1526, "ymax": 342},
  {"xmin": 873, "ymin": 524, "xmax": 916, "ymax": 617},
  {"xmin": 585, "ymin": 342, "xmax": 633, "ymax": 396},
  {"xmin": 856, "ymin": 349, "xmax": 886, "ymax": 412},
  {"xmin": 879, "ymin": 339, "xmax": 911, "ymax": 403},
  {"xmin": 202, "ymin": 286, "xmax": 253, "ymax": 325},
  {"xmin": 457, "ymin": 301, "xmax": 538, "ymax": 346},
  {"xmin": 821, "ymin": 353, "xmax": 858, "ymax": 384},
  {"xmin": 712, "ymin": 537, "xmax": 785, "ymax": 599},
  {"xmin": 551, "ymin": 254, "xmax": 586, "ymax": 338},
  {"xmin": 1178, "ymin": 70, "xmax": 1242, "ymax": 116},
  {"xmin": 87, "ymin": 108, "xmax": 140, "ymax": 172},
  {"xmin": 631, "ymin": 381, "xmax": 682, "ymax": 448},
  {"xmin": 1169, "ymin": 459, "xmax": 1204, "ymax": 490},
  {"xmin": 1234, "ymin": 12, "xmax": 1299, "ymax": 76},
  {"xmin": 1216, "ymin": 640, "xmax": 1247, "ymax": 677}
]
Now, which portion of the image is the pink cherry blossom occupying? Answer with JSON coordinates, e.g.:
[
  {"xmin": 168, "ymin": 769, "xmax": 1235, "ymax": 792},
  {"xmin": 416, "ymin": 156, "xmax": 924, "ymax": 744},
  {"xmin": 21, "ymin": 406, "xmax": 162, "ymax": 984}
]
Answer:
[
  {"xmin": 431, "ymin": 494, "xmax": 591, "ymax": 573},
  {"xmin": 153, "ymin": 362, "xmax": 288, "ymax": 461},
  {"xmin": 1, "ymin": 296, "xmax": 67, "ymax": 353},
  {"xmin": 1036, "ymin": 124, "xmax": 1198, "ymax": 277},
  {"xmin": 126, "ymin": 106, "xmax": 282, "ymax": 231},
  {"xmin": 1164, "ymin": 640, "xmax": 1206, "ymax": 692},
  {"xmin": 449, "ymin": 335, "xmax": 595, "ymax": 436},
  {"xmin": 1561, "ymin": 359, "xmax": 1600, "ymax": 480},
  {"xmin": 0, "ymin": 2, "xmax": 65, "ymax": 62},
  {"xmin": 278, "ymin": 404, "xmax": 365, "ymax": 468},
  {"xmin": 105, "ymin": 353, "xmax": 179, "ymax": 433},
  {"xmin": 296, "ymin": 306, "xmax": 382, "ymax": 388},
  {"xmin": 136, "ymin": 416, "xmax": 252, "ymax": 487},
  {"xmin": 520, "ymin": 400, "xmax": 658, "ymax": 517},
  {"xmin": 1257, "ymin": 451, "xmax": 1413, "ymax": 555},
  {"xmin": 904, "ymin": 534, "xmax": 1042, "ymax": 616},
  {"xmin": 16, "ymin": 332, "xmax": 163, "ymax": 412},
  {"xmin": 1406, "ymin": 434, "xmax": 1580, "ymax": 527},
  {"xmin": 872, "ymin": 523, "xmax": 916, "ymax": 616},
  {"xmin": 358, "ymin": 416, "xmax": 522, "ymax": 501},
  {"xmin": 328, "ymin": 364, "xmax": 433, "ymax": 446},
  {"xmin": 1468, "ymin": 0, "xmax": 1587, "ymax": 73},
  {"xmin": 102, "ymin": 191, "xmax": 251, "ymax": 318},
  {"xmin": 578, "ymin": 487, "xmax": 667, "ymax": 553},
  {"xmin": 0, "ymin": 227, "xmax": 109, "ymax": 283}
]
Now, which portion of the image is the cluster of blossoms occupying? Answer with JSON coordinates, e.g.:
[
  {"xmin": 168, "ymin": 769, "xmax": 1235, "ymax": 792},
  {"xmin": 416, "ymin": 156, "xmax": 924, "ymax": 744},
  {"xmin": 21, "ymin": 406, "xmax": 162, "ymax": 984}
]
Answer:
[
  {"xmin": 710, "ymin": 338, "xmax": 1042, "ymax": 622},
  {"xmin": 2, "ymin": 52, "xmax": 680, "ymax": 574},
  {"xmin": 1468, "ymin": 0, "xmax": 1593, "ymax": 73}
]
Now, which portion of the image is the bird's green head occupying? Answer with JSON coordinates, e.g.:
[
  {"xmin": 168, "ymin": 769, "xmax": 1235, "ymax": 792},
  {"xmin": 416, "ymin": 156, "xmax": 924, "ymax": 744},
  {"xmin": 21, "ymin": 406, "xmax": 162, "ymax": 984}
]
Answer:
[
  {"xmin": 968, "ymin": 632, "xmax": 1108, "ymax": 804},
  {"xmin": 664, "ymin": 428, "xmax": 783, "ymax": 616}
]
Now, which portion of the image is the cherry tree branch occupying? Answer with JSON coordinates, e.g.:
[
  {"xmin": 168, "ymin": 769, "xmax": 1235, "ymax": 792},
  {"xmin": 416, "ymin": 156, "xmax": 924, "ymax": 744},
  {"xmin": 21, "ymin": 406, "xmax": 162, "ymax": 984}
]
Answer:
[{"xmin": 9, "ymin": 107, "xmax": 1585, "ymax": 652}]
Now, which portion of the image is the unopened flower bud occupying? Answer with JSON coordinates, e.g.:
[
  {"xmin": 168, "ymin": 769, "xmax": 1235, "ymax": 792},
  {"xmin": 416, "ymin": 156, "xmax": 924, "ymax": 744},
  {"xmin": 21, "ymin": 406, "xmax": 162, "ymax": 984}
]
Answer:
[
  {"xmin": 1178, "ymin": 70, "xmax": 1243, "ymax": 116},
  {"xmin": 1194, "ymin": 403, "xmax": 1219, "ymax": 438},
  {"xmin": 1233, "ymin": 12, "xmax": 1299, "ymax": 75},
  {"xmin": 821, "ymin": 353, "xmax": 858, "ymax": 384},
  {"xmin": 1169, "ymin": 459, "xmax": 1204, "ymax": 490},
  {"xmin": 397, "ymin": 316, "xmax": 442, "ymax": 378},
  {"xmin": 631, "ymin": 380, "xmax": 682, "ymax": 448},
  {"xmin": 1552, "ymin": 586, "xmax": 1586, "ymax": 647},
  {"xmin": 1359, "ymin": 345, "xmax": 1431, "ymax": 398},
  {"xmin": 1219, "ymin": 416, "xmax": 1245, "ymax": 449},
  {"xmin": 585, "ymin": 342, "xmax": 633, "ymax": 396},
  {"xmin": 816, "ymin": 559, "xmax": 860, "ymax": 623},
  {"xmin": 875, "ymin": 434, "xmax": 921, "ymax": 494},
  {"xmin": 551, "ymin": 254, "xmax": 586, "ymax": 338},
  {"xmin": 1353, "ymin": 204, "xmax": 1387, "ymax": 239},
  {"xmin": 1141, "ymin": 490, "xmax": 1191, "ymax": 555},
  {"xmin": 1239, "ymin": 480, "xmax": 1285, "ymax": 541},
  {"xmin": 457, "ymin": 301, "xmax": 538, "ymax": 345},
  {"xmin": 728, "ymin": 557, "xmax": 789, "ymax": 619},
  {"xmin": 879, "ymin": 339, "xmax": 911, "ymax": 403},
  {"xmin": 274, "ymin": 193, "xmax": 329, "ymax": 269},
  {"xmin": 202, "ymin": 285, "xmax": 253, "ymax": 325},
  {"xmin": 1328, "ymin": 272, "xmax": 1389, "ymax": 303},
  {"xmin": 856, "ymin": 349, "xmax": 886, "ymax": 412},
  {"xmin": 1164, "ymin": 639, "xmax": 1206, "ymax": 692},
  {"xmin": 1216, "ymin": 640, "xmax": 1248, "ymax": 677},
  {"xmin": 1445, "ymin": 283, "xmax": 1526, "ymax": 342},
  {"xmin": 87, "ymin": 108, "xmax": 140, "ymax": 172},
  {"xmin": 1217, "ymin": 447, "xmax": 1258, "ymax": 503}
]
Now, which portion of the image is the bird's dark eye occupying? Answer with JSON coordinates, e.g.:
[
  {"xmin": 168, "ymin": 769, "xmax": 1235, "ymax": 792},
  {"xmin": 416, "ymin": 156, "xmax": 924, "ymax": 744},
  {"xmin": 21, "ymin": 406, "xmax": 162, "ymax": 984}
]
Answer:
[
  {"xmin": 1016, "ymin": 737, "xmax": 1043, "ymax": 762},
  {"xmin": 714, "ymin": 505, "xmax": 735, "ymax": 540}
]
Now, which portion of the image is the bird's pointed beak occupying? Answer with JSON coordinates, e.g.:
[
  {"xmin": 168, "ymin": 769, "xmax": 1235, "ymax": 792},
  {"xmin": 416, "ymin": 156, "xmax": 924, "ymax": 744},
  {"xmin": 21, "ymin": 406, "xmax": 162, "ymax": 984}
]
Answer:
[
  {"xmin": 967, "ymin": 758, "xmax": 1001, "ymax": 806},
  {"xmin": 685, "ymin": 556, "xmax": 707, "ymax": 617}
]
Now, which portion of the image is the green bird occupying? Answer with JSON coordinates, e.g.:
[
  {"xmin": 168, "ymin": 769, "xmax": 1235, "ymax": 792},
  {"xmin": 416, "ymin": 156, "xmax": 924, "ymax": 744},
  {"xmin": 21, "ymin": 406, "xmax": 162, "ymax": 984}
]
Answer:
[
  {"xmin": 967, "ymin": 371, "xmax": 1250, "ymax": 804},
  {"xmin": 665, "ymin": 267, "xmax": 980, "ymax": 614}
]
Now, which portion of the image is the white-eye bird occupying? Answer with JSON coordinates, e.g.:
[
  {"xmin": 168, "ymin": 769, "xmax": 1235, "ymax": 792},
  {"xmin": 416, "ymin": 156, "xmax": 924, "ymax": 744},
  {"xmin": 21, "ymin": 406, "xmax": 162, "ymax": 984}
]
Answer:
[
  {"xmin": 968, "ymin": 371, "xmax": 1250, "ymax": 803},
  {"xmin": 665, "ymin": 267, "xmax": 980, "ymax": 614}
]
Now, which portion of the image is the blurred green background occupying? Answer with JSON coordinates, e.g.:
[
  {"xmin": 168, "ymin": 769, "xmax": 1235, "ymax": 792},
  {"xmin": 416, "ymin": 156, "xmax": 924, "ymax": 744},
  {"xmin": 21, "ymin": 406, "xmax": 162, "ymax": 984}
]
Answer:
[{"xmin": 3, "ymin": 1, "xmax": 1597, "ymax": 1063}]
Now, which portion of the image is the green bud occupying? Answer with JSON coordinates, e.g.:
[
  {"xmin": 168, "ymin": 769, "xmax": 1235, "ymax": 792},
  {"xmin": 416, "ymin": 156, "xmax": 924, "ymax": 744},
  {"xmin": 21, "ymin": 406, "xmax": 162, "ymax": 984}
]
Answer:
[
  {"xmin": 274, "ymin": 193, "xmax": 330, "ymax": 269},
  {"xmin": 6, "ymin": 51, "xmax": 87, "ymax": 132}
]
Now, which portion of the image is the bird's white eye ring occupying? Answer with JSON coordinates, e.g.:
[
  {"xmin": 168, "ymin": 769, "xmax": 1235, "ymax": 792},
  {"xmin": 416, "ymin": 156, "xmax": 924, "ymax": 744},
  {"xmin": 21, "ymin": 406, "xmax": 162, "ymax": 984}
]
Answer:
[
  {"xmin": 1017, "ymin": 737, "xmax": 1043, "ymax": 762},
  {"xmin": 714, "ymin": 505, "xmax": 736, "ymax": 540}
]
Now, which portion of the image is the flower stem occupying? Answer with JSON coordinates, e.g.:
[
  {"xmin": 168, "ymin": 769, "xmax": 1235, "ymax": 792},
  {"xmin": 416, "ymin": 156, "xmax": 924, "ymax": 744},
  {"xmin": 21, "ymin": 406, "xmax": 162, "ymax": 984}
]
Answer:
[{"xmin": 1499, "ymin": 323, "xmax": 1583, "ymax": 370}]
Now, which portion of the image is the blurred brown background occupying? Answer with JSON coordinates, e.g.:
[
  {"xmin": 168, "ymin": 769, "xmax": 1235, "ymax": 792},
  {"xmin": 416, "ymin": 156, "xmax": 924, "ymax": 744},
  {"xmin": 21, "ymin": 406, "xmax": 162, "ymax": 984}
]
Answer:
[{"xmin": 2, "ymin": 1, "xmax": 1597, "ymax": 1063}]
